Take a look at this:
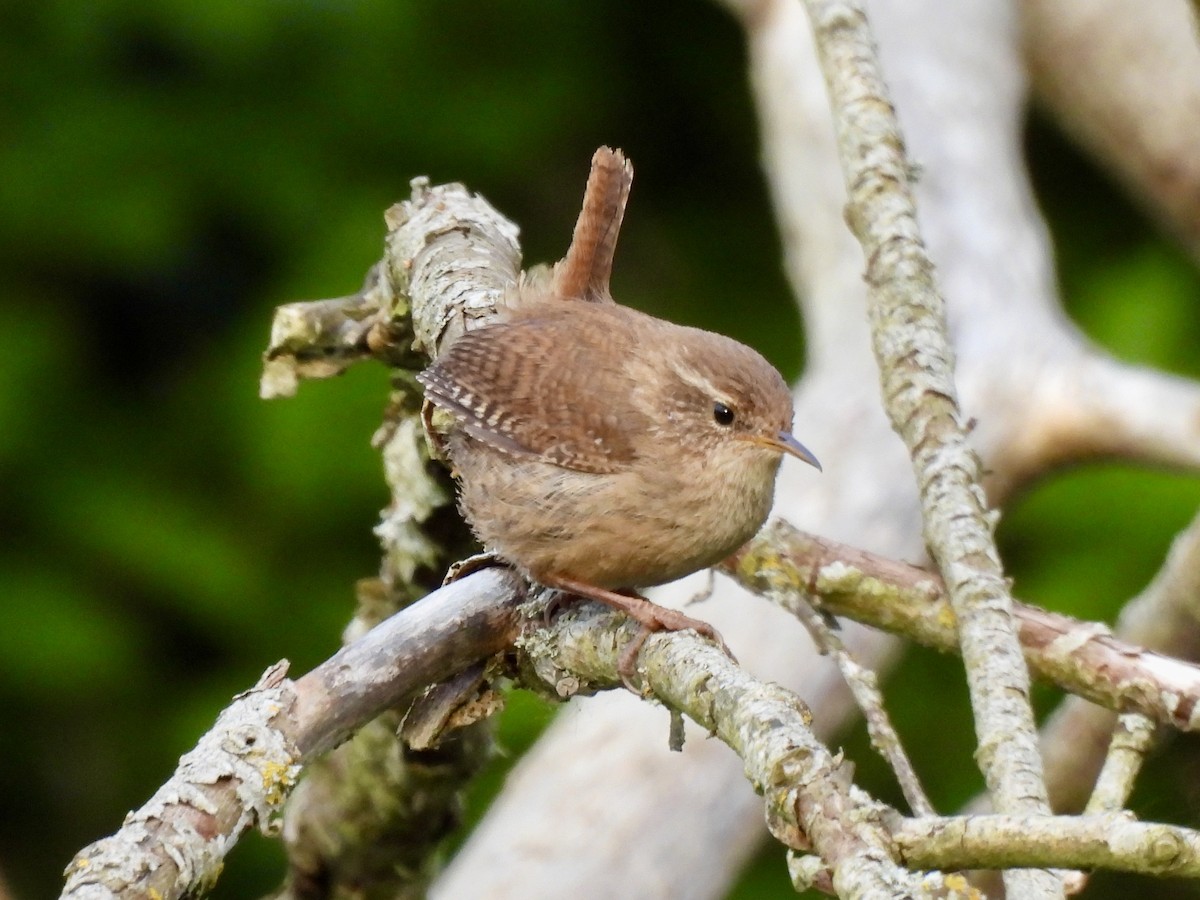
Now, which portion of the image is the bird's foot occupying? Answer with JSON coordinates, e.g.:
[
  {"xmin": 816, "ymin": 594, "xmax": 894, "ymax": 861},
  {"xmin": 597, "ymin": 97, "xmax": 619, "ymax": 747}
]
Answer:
[{"xmin": 536, "ymin": 574, "xmax": 735, "ymax": 692}]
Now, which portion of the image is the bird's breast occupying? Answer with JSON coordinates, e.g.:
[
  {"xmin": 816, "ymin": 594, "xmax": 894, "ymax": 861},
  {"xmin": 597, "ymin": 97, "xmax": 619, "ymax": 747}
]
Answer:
[{"xmin": 450, "ymin": 430, "xmax": 783, "ymax": 589}]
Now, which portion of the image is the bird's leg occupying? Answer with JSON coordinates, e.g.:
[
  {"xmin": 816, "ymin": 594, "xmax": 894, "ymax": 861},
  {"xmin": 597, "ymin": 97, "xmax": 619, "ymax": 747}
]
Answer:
[{"xmin": 536, "ymin": 573, "xmax": 735, "ymax": 691}]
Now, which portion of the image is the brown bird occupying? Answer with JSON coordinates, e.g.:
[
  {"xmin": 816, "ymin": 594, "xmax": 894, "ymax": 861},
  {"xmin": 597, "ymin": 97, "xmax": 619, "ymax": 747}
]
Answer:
[{"xmin": 418, "ymin": 148, "xmax": 820, "ymax": 684}]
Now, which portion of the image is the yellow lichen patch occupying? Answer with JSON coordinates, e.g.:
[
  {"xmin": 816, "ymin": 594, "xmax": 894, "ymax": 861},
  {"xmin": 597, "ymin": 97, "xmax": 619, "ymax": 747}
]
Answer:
[
  {"xmin": 935, "ymin": 602, "xmax": 958, "ymax": 631},
  {"xmin": 260, "ymin": 760, "xmax": 299, "ymax": 807},
  {"xmin": 736, "ymin": 537, "xmax": 805, "ymax": 594},
  {"xmin": 935, "ymin": 872, "xmax": 982, "ymax": 898}
]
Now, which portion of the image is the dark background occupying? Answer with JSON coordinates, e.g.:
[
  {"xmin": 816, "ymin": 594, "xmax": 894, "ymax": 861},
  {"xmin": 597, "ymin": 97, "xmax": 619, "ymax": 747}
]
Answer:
[{"xmin": 3, "ymin": 2, "xmax": 1200, "ymax": 897}]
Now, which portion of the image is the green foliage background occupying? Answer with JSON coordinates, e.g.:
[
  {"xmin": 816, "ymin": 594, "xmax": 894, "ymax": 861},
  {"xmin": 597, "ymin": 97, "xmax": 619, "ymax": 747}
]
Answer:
[{"xmin": 2, "ymin": 2, "xmax": 1198, "ymax": 897}]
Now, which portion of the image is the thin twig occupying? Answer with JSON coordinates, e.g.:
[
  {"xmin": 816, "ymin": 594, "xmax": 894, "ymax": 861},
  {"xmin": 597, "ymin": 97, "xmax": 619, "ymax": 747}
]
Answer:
[
  {"xmin": 1085, "ymin": 713, "xmax": 1160, "ymax": 816},
  {"xmin": 1051, "ymin": 712, "xmax": 1161, "ymax": 895},
  {"xmin": 785, "ymin": 591, "xmax": 934, "ymax": 817}
]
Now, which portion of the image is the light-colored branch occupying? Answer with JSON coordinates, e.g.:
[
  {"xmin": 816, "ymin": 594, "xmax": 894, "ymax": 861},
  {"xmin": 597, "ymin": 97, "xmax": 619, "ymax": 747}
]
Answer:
[
  {"xmin": 798, "ymin": 13, "xmax": 1055, "ymax": 895},
  {"xmin": 260, "ymin": 266, "xmax": 398, "ymax": 399},
  {"xmin": 264, "ymin": 171, "xmax": 526, "ymax": 898},
  {"xmin": 289, "ymin": 571, "xmax": 523, "ymax": 757},
  {"xmin": 726, "ymin": 522, "xmax": 1200, "ymax": 732},
  {"xmin": 61, "ymin": 569, "xmax": 525, "ymax": 900},
  {"xmin": 987, "ymin": 354, "xmax": 1200, "ymax": 500},
  {"xmin": 1084, "ymin": 713, "xmax": 1158, "ymax": 816},
  {"xmin": 63, "ymin": 663, "xmax": 299, "ymax": 900},
  {"xmin": 385, "ymin": 177, "xmax": 521, "ymax": 358},
  {"xmin": 525, "ymin": 603, "xmax": 931, "ymax": 899},
  {"xmin": 1057, "ymin": 711, "xmax": 1159, "ymax": 894},
  {"xmin": 895, "ymin": 813, "xmax": 1200, "ymax": 878}
]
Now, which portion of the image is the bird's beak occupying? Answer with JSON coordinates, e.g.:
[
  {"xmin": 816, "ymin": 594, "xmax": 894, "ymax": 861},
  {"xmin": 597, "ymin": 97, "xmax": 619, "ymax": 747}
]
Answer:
[{"xmin": 743, "ymin": 431, "xmax": 822, "ymax": 471}]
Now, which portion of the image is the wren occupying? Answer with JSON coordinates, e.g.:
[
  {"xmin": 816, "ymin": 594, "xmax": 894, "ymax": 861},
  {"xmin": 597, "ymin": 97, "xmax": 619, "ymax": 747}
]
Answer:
[{"xmin": 418, "ymin": 148, "xmax": 820, "ymax": 684}]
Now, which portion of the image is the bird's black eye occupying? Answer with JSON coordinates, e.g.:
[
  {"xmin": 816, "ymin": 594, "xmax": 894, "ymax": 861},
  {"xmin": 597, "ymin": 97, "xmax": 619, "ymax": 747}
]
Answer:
[{"xmin": 712, "ymin": 402, "xmax": 735, "ymax": 426}]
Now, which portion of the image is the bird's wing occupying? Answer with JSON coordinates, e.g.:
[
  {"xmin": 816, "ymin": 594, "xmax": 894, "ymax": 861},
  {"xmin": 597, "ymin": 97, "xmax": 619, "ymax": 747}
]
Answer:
[{"xmin": 417, "ymin": 310, "xmax": 646, "ymax": 474}]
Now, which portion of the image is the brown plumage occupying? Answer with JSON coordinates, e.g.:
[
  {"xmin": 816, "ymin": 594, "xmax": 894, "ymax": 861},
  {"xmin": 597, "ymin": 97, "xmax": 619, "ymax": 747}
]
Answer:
[
  {"xmin": 419, "ymin": 300, "xmax": 817, "ymax": 588},
  {"xmin": 418, "ymin": 147, "xmax": 820, "ymax": 684}
]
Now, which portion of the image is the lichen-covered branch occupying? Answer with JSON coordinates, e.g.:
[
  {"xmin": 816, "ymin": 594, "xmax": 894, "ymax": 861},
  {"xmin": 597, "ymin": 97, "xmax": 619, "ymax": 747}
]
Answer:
[
  {"xmin": 385, "ymin": 178, "xmax": 522, "ymax": 358},
  {"xmin": 522, "ymin": 602, "xmax": 935, "ymax": 899},
  {"xmin": 725, "ymin": 521, "xmax": 1200, "ymax": 732},
  {"xmin": 63, "ymin": 665, "xmax": 299, "ymax": 900},
  {"xmin": 261, "ymin": 174, "xmax": 525, "ymax": 898},
  {"xmin": 1084, "ymin": 714, "xmax": 1158, "ymax": 816},
  {"xmin": 799, "ymin": 5, "xmax": 1057, "ymax": 895},
  {"xmin": 894, "ymin": 813, "xmax": 1200, "ymax": 878},
  {"xmin": 61, "ymin": 569, "xmax": 525, "ymax": 900},
  {"xmin": 260, "ymin": 265, "xmax": 414, "ymax": 400}
]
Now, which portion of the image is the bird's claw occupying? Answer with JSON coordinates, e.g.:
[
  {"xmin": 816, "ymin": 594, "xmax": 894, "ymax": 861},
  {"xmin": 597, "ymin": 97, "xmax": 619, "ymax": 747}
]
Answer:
[{"xmin": 616, "ymin": 613, "xmax": 736, "ymax": 695}]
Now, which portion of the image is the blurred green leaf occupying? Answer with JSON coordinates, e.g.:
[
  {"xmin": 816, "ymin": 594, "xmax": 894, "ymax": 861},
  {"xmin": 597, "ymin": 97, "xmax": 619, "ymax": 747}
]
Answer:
[
  {"xmin": 41, "ymin": 463, "xmax": 270, "ymax": 627},
  {"xmin": 1072, "ymin": 242, "xmax": 1200, "ymax": 377},
  {"xmin": 0, "ymin": 298, "xmax": 78, "ymax": 464},
  {"xmin": 1000, "ymin": 467, "xmax": 1200, "ymax": 622},
  {"xmin": 0, "ymin": 561, "xmax": 138, "ymax": 697}
]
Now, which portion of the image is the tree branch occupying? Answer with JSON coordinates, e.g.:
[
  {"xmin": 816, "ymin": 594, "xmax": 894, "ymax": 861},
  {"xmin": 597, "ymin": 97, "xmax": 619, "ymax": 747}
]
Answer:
[
  {"xmin": 386, "ymin": 177, "xmax": 521, "ymax": 358},
  {"xmin": 783, "ymin": 589, "xmax": 934, "ymax": 817},
  {"xmin": 725, "ymin": 521, "xmax": 1200, "ymax": 732},
  {"xmin": 894, "ymin": 813, "xmax": 1200, "ymax": 878},
  {"xmin": 800, "ymin": 1, "xmax": 1057, "ymax": 893},
  {"xmin": 259, "ymin": 266, "xmax": 398, "ymax": 400},
  {"xmin": 262, "ymin": 171, "xmax": 526, "ymax": 897},
  {"xmin": 61, "ymin": 569, "xmax": 524, "ymax": 900},
  {"xmin": 1084, "ymin": 714, "xmax": 1158, "ymax": 816},
  {"xmin": 523, "ymin": 602, "xmax": 932, "ymax": 899}
]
